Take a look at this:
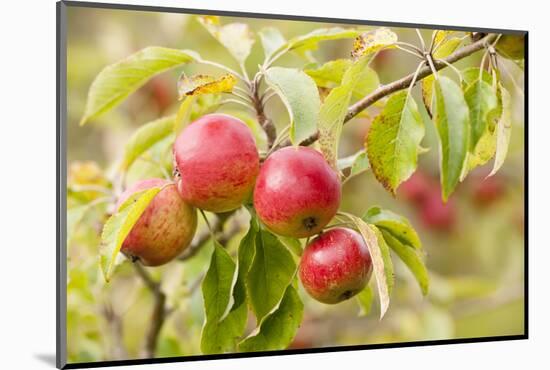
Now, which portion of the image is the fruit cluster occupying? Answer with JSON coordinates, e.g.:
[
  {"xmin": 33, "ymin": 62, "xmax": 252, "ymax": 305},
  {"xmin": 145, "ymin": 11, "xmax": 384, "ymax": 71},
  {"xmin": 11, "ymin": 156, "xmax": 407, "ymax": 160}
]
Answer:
[{"xmin": 119, "ymin": 113, "xmax": 373, "ymax": 304}]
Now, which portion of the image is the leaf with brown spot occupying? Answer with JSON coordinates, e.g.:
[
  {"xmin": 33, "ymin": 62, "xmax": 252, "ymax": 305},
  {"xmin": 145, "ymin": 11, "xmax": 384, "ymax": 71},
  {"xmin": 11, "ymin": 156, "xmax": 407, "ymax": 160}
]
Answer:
[
  {"xmin": 351, "ymin": 28, "xmax": 398, "ymax": 59},
  {"xmin": 177, "ymin": 74, "xmax": 236, "ymax": 99},
  {"xmin": 366, "ymin": 91, "xmax": 424, "ymax": 194}
]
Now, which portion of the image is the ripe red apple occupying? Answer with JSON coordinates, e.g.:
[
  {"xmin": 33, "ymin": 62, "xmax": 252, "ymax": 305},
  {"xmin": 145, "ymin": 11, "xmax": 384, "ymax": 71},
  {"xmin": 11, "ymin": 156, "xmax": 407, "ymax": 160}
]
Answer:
[
  {"xmin": 299, "ymin": 228, "xmax": 373, "ymax": 304},
  {"xmin": 253, "ymin": 147, "xmax": 341, "ymax": 238},
  {"xmin": 116, "ymin": 178, "xmax": 197, "ymax": 266},
  {"xmin": 173, "ymin": 114, "xmax": 260, "ymax": 213},
  {"xmin": 420, "ymin": 192, "xmax": 456, "ymax": 232}
]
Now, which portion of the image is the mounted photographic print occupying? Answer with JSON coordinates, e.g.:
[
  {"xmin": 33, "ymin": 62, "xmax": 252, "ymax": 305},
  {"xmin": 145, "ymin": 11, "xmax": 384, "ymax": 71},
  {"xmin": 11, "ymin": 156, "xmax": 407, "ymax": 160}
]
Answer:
[{"xmin": 57, "ymin": 1, "xmax": 527, "ymax": 368}]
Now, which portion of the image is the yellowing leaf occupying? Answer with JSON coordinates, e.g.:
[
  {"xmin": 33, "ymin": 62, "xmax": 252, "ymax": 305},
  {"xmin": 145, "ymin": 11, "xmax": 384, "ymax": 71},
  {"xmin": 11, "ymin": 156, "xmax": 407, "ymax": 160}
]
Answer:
[
  {"xmin": 489, "ymin": 84, "xmax": 512, "ymax": 176},
  {"xmin": 177, "ymin": 74, "xmax": 236, "ymax": 98},
  {"xmin": 99, "ymin": 187, "xmax": 162, "ymax": 282},
  {"xmin": 197, "ymin": 16, "xmax": 255, "ymax": 64},
  {"xmin": 351, "ymin": 28, "xmax": 398, "ymax": 59},
  {"xmin": 343, "ymin": 213, "xmax": 393, "ymax": 319},
  {"xmin": 433, "ymin": 30, "xmax": 457, "ymax": 46}
]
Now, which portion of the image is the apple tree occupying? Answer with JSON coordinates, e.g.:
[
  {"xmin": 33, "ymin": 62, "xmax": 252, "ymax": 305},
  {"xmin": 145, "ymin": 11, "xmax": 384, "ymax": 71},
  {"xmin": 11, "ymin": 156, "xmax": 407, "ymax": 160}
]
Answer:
[{"xmin": 72, "ymin": 16, "xmax": 524, "ymax": 358}]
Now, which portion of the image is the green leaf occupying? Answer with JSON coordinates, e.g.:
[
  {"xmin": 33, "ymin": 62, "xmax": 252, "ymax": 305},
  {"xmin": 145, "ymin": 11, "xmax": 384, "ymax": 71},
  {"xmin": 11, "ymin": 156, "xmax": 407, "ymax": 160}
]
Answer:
[
  {"xmin": 277, "ymin": 236, "xmax": 303, "ymax": 257},
  {"xmin": 80, "ymin": 47, "xmax": 195, "ymax": 125},
  {"xmin": 464, "ymin": 79, "xmax": 498, "ymax": 151},
  {"xmin": 381, "ymin": 229, "xmax": 429, "ymax": 295},
  {"xmin": 121, "ymin": 115, "xmax": 175, "ymax": 171},
  {"xmin": 461, "ymin": 67, "xmax": 494, "ymax": 88},
  {"xmin": 99, "ymin": 187, "xmax": 162, "ymax": 282},
  {"xmin": 259, "ymin": 27, "xmax": 287, "ymax": 60},
  {"xmin": 362, "ymin": 206, "xmax": 421, "ymax": 250},
  {"xmin": 304, "ymin": 59, "xmax": 379, "ymax": 97},
  {"xmin": 488, "ymin": 84, "xmax": 512, "ymax": 177},
  {"xmin": 350, "ymin": 151, "xmax": 371, "ymax": 177},
  {"xmin": 197, "ymin": 16, "xmax": 255, "ymax": 64},
  {"xmin": 344, "ymin": 213, "xmax": 393, "ymax": 318},
  {"xmin": 356, "ymin": 285, "xmax": 374, "ymax": 316},
  {"xmin": 174, "ymin": 96, "xmax": 195, "ymax": 135},
  {"xmin": 422, "ymin": 37, "xmax": 462, "ymax": 116},
  {"xmin": 238, "ymin": 285, "xmax": 303, "ymax": 352},
  {"xmin": 433, "ymin": 76, "xmax": 470, "ymax": 201},
  {"xmin": 200, "ymin": 241, "xmax": 247, "ymax": 354},
  {"xmin": 247, "ymin": 228, "xmax": 297, "ymax": 323},
  {"xmin": 238, "ymin": 217, "xmax": 259, "ymax": 282},
  {"xmin": 337, "ymin": 150, "xmax": 370, "ymax": 174},
  {"xmin": 366, "ymin": 90, "xmax": 425, "ymax": 194},
  {"xmin": 351, "ymin": 28, "xmax": 398, "ymax": 58},
  {"xmin": 318, "ymin": 56, "xmax": 372, "ymax": 168},
  {"xmin": 264, "ymin": 67, "xmax": 320, "ymax": 145}
]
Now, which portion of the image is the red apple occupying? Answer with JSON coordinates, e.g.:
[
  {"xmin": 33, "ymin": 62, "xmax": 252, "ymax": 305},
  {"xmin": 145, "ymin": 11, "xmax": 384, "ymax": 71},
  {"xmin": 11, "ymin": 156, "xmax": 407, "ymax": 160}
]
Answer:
[
  {"xmin": 253, "ymin": 146, "xmax": 341, "ymax": 238},
  {"xmin": 398, "ymin": 171, "xmax": 433, "ymax": 206},
  {"xmin": 116, "ymin": 178, "xmax": 197, "ymax": 266},
  {"xmin": 472, "ymin": 176, "xmax": 505, "ymax": 207},
  {"xmin": 420, "ymin": 192, "xmax": 456, "ymax": 232},
  {"xmin": 299, "ymin": 228, "xmax": 373, "ymax": 304},
  {"xmin": 173, "ymin": 114, "xmax": 260, "ymax": 213}
]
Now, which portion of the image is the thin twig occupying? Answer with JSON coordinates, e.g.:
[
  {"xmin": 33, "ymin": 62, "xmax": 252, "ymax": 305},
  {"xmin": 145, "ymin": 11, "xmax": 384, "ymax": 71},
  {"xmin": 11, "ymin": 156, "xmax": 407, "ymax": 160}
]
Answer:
[
  {"xmin": 178, "ymin": 211, "xmax": 238, "ymax": 261},
  {"xmin": 415, "ymin": 29, "xmax": 427, "ymax": 51},
  {"xmin": 395, "ymin": 46, "xmax": 425, "ymax": 60},
  {"xmin": 133, "ymin": 263, "xmax": 166, "ymax": 358},
  {"xmin": 219, "ymin": 99, "xmax": 256, "ymax": 112},
  {"xmin": 251, "ymin": 73, "xmax": 277, "ymax": 147}
]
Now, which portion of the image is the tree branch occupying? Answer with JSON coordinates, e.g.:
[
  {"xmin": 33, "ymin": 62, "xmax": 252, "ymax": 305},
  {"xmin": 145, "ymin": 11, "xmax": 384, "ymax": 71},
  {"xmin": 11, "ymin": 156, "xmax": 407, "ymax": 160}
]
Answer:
[
  {"xmin": 251, "ymin": 74, "xmax": 277, "ymax": 148},
  {"xmin": 133, "ymin": 263, "xmax": 166, "ymax": 358},
  {"xmin": 277, "ymin": 33, "xmax": 499, "ymax": 148}
]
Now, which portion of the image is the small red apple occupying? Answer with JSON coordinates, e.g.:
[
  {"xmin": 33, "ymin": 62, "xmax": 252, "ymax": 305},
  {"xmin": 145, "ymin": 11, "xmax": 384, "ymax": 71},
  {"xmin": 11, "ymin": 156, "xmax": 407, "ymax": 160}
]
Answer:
[
  {"xmin": 398, "ymin": 171, "xmax": 433, "ymax": 206},
  {"xmin": 253, "ymin": 146, "xmax": 341, "ymax": 238},
  {"xmin": 420, "ymin": 192, "xmax": 456, "ymax": 232},
  {"xmin": 116, "ymin": 178, "xmax": 197, "ymax": 266},
  {"xmin": 299, "ymin": 228, "xmax": 373, "ymax": 304},
  {"xmin": 472, "ymin": 176, "xmax": 505, "ymax": 207},
  {"xmin": 173, "ymin": 114, "xmax": 260, "ymax": 213}
]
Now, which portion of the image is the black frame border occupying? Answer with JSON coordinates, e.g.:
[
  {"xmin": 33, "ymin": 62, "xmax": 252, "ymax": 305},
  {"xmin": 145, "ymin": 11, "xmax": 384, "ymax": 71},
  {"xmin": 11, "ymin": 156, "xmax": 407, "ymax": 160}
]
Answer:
[{"xmin": 56, "ymin": 1, "xmax": 529, "ymax": 369}]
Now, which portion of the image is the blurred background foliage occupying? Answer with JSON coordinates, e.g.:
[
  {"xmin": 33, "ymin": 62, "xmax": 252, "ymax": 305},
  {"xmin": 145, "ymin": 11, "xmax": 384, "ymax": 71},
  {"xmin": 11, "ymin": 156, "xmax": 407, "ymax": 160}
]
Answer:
[{"xmin": 66, "ymin": 6, "xmax": 525, "ymax": 363}]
